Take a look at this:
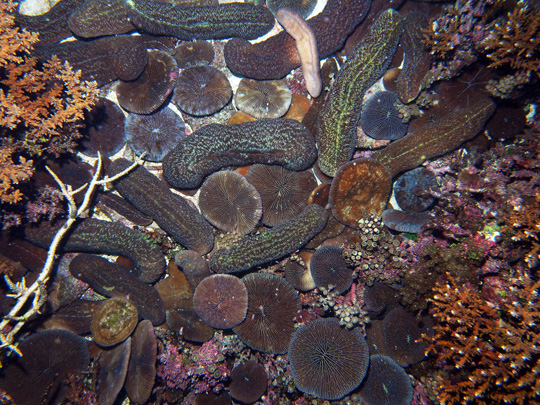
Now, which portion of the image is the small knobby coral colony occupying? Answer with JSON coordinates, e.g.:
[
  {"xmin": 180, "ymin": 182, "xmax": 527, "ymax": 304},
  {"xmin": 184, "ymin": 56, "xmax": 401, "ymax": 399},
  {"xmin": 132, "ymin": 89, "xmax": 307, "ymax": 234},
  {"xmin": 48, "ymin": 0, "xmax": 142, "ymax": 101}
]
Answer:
[{"xmin": 0, "ymin": 0, "xmax": 539, "ymax": 403}]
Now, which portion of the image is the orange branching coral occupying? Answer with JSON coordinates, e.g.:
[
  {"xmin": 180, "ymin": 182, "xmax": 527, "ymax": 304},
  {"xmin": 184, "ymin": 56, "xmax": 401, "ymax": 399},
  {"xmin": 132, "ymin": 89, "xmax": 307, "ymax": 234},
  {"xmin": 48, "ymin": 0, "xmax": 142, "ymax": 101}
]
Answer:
[
  {"xmin": 0, "ymin": 146, "xmax": 33, "ymax": 204},
  {"xmin": 421, "ymin": 5, "xmax": 463, "ymax": 58},
  {"xmin": 0, "ymin": 0, "xmax": 98, "ymax": 156},
  {"xmin": 425, "ymin": 274, "xmax": 540, "ymax": 404},
  {"xmin": 0, "ymin": 56, "xmax": 98, "ymax": 155},
  {"xmin": 502, "ymin": 192, "xmax": 540, "ymax": 269},
  {"xmin": 483, "ymin": 0, "xmax": 540, "ymax": 76},
  {"xmin": 0, "ymin": 0, "xmax": 38, "ymax": 67}
]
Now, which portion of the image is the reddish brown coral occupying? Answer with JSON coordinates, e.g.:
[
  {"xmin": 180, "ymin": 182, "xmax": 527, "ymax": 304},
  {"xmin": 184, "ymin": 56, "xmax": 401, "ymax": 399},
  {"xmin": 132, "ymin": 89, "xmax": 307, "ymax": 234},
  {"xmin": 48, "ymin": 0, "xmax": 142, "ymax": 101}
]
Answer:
[
  {"xmin": 424, "ymin": 274, "xmax": 540, "ymax": 404},
  {"xmin": 91, "ymin": 297, "xmax": 139, "ymax": 347},
  {"xmin": 0, "ymin": 146, "xmax": 33, "ymax": 204},
  {"xmin": 0, "ymin": 9, "xmax": 98, "ymax": 157},
  {"xmin": 329, "ymin": 158, "xmax": 392, "ymax": 226},
  {"xmin": 483, "ymin": 1, "xmax": 540, "ymax": 76}
]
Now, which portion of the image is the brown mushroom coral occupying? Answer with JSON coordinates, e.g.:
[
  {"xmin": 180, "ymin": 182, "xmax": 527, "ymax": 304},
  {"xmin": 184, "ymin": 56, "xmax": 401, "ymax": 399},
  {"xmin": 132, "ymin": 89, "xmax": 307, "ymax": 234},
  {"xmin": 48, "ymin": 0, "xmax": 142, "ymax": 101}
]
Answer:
[
  {"xmin": 125, "ymin": 107, "xmax": 186, "ymax": 162},
  {"xmin": 288, "ymin": 317, "xmax": 370, "ymax": 400},
  {"xmin": 246, "ymin": 164, "xmax": 317, "ymax": 226},
  {"xmin": 0, "ymin": 329, "xmax": 90, "ymax": 405},
  {"xmin": 96, "ymin": 337, "xmax": 131, "ymax": 405},
  {"xmin": 229, "ymin": 361, "xmax": 268, "ymax": 403},
  {"xmin": 198, "ymin": 170, "xmax": 262, "ymax": 234},
  {"xmin": 357, "ymin": 354, "xmax": 414, "ymax": 405},
  {"xmin": 310, "ymin": 245, "xmax": 353, "ymax": 294},
  {"xmin": 193, "ymin": 274, "xmax": 248, "ymax": 329},
  {"xmin": 234, "ymin": 78, "xmax": 292, "ymax": 119},
  {"xmin": 329, "ymin": 158, "xmax": 392, "ymax": 227},
  {"xmin": 125, "ymin": 320, "xmax": 157, "ymax": 404},
  {"xmin": 382, "ymin": 307, "xmax": 427, "ymax": 367},
  {"xmin": 116, "ymin": 49, "xmax": 178, "ymax": 114},
  {"xmin": 233, "ymin": 273, "xmax": 300, "ymax": 353},
  {"xmin": 173, "ymin": 65, "xmax": 232, "ymax": 116},
  {"xmin": 173, "ymin": 40, "xmax": 215, "ymax": 68},
  {"xmin": 91, "ymin": 297, "xmax": 139, "ymax": 347}
]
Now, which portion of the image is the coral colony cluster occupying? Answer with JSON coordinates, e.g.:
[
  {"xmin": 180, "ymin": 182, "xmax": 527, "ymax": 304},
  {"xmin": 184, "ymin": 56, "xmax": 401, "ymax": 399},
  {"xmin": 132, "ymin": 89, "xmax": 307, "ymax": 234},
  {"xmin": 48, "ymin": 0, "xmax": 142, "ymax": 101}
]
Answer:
[{"xmin": 1, "ymin": 0, "xmax": 540, "ymax": 403}]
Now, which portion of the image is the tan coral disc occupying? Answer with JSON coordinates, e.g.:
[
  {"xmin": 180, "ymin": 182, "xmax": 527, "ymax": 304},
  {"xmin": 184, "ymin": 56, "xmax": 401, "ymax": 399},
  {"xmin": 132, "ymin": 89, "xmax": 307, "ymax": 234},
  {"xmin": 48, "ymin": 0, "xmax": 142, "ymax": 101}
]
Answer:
[
  {"xmin": 329, "ymin": 158, "xmax": 391, "ymax": 227},
  {"xmin": 91, "ymin": 297, "xmax": 138, "ymax": 347}
]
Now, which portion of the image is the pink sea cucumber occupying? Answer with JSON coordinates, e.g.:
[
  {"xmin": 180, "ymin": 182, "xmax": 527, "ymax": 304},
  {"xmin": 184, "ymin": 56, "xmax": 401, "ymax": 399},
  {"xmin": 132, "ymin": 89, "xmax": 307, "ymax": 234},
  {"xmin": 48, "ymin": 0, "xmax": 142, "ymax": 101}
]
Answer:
[{"xmin": 276, "ymin": 8, "xmax": 321, "ymax": 98}]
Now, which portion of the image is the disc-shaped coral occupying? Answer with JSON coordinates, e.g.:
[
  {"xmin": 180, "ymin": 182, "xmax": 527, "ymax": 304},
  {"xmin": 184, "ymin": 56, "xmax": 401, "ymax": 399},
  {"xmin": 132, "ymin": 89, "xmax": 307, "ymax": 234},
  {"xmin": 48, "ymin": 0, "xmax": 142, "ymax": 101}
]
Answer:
[
  {"xmin": 485, "ymin": 105, "xmax": 527, "ymax": 141},
  {"xmin": 173, "ymin": 65, "xmax": 232, "ymax": 116},
  {"xmin": 109, "ymin": 36, "xmax": 149, "ymax": 81},
  {"xmin": 394, "ymin": 167, "xmax": 437, "ymax": 212},
  {"xmin": 79, "ymin": 97, "xmax": 127, "ymax": 158},
  {"xmin": 193, "ymin": 274, "xmax": 248, "ymax": 329},
  {"xmin": 91, "ymin": 297, "xmax": 139, "ymax": 347},
  {"xmin": 0, "ymin": 329, "xmax": 90, "ymax": 405},
  {"xmin": 382, "ymin": 307, "xmax": 426, "ymax": 367},
  {"xmin": 357, "ymin": 354, "xmax": 413, "ymax": 405},
  {"xmin": 288, "ymin": 317, "xmax": 370, "ymax": 400},
  {"xmin": 125, "ymin": 107, "xmax": 186, "ymax": 162},
  {"xmin": 360, "ymin": 91, "xmax": 408, "ymax": 141},
  {"xmin": 310, "ymin": 245, "xmax": 353, "ymax": 294},
  {"xmin": 96, "ymin": 337, "xmax": 131, "ymax": 405},
  {"xmin": 173, "ymin": 41, "xmax": 215, "ymax": 69},
  {"xmin": 245, "ymin": 164, "xmax": 317, "ymax": 226},
  {"xmin": 125, "ymin": 320, "xmax": 157, "ymax": 404},
  {"xmin": 267, "ymin": 0, "xmax": 318, "ymax": 19},
  {"xmin": 233, "ymin": 273, "xmax": 300, "ymax": 353},
  {"xmin": 382, "ymin": 209, "xmax": 430, "ymax": 234},
  {"xmin": 329, "ymin": 158, "xmax": 392, "ymax": 226},
  {"xmin": 198, "ymin": 170, "xmax": 262, "ymax": 234},
  {"xmin": 116, "ymin": 49, "xmax": 178, "ymax": 114},
  {"xmin": 229, "ymin": 361, "xmax": 268, "ymax": 403},
  {"xmin": 234, "ymin": 78, "xmax": 292, "ymax": 119}
]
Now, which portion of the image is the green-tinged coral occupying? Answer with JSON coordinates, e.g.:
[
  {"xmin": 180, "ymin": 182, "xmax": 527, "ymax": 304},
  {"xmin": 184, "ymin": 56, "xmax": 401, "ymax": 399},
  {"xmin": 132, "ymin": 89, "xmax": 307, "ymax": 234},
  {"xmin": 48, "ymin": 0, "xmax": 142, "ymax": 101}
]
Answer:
[
  {"xmin": 209, "ymin": 204, "xmax": 328, "ymax": 274},
  {"xmin": 68, "ymin": 0, "xmax": 134, "ymax": 38},
  {"xmin": 109, "ymin": 158, "xmax": 214, "ymax": 255},
  {"xmin": 372, "ymin": 98, "xmax": 496, "ymax": 178},
  {"xmin": 396, "ymin": 11, "xmax": 432, "ymax": 103},
  {"xmin": 69, "ymin": 254, "xmax": 165, "ymax": 325},
  {"xmin": 25, "ymin": 218, "xmax": 166, "ymax": 283},
  {"xmin": 124, "ymin": 0, "xmax": 275, "ymax": 40},
  {"xmin": 316, "ymin": 9, "xmax": 403, "ymax": 177},
  {"xmin": 34, "ymin": 36, "xmax": 148, "ymax": 87},
  {"xmin": 162, "ymin": 118, "xmax": 317, "ymax": 189},
  {"xmin": 91, "ymin": 297, "xmax": 138, "ymax": 347}
]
